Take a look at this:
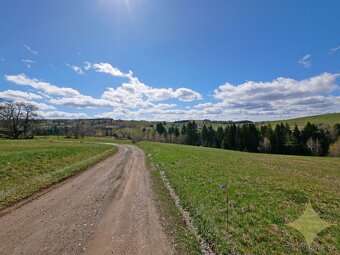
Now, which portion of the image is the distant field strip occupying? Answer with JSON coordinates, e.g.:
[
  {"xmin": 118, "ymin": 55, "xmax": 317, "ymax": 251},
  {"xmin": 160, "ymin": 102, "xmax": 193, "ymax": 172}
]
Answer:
[
  {"xmin": 139, "ymin": 141, "xmax": 340, "ymax": 255},
  {"xmin": 260, "ymin": 113, "xmax": 340, "ymax": 128},
  {"xmin": 0, "ymin": 140, "xmax": 117, "ymax": 210}
]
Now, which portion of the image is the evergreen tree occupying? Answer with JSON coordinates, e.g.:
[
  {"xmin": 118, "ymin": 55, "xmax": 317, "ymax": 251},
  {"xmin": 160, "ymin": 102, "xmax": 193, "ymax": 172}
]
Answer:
[
  {"xmin": 156, "ymin": 122, "xmax": 166, "ymax": 136},
  {"xmin": 334, "ymin": 124, "xmax": 340, "ymax": 137},
  {"xmin": 271, "ymin": 124, "xmax": 285, "ymax": 154},
  {"xmin": 302, "ymin": 122, "xmax": 318, "ymax": 142},
  {"xmin": 239, "ymin": 124, "xmax": 247, "ymax": 151},
  {"xmin": 283, "ymin": 123, "xmax": 293, "ymax": 154},
  {"xmin": 201, "ymin": 124, "xmax": 209, "ymax": 146},
  {"xmin": 235, "ymin": 125, "xmax": 242, "ymax": 151},
  {"xmin": 174, "ymin": 126, "xmax": 180, "ymax": 138},
  {"xmin": 318, "ymin": 129, "xmax": 331, "ymax": 156},
  {"xmin": 207, "ymin": 125, "xmax": 216, "ymax": 147},
  {"xmin": 181, "ymin": 125, "xmax": 186, "ymax": 136},
  {"xmin": 215, "ymin": 126, "xmax": 224, "ymax": 148},
  {"xmin": 223, "ymin": 126, "xmax": 230, "ymax": 149},
  {"xmin": 245, "ymin": 124, "xmax": 259, "ymax": 152},
  {"xmin": 184, "ymin": 121, "xmax": 200, "ymax": 146},
  {"xmin": 226, "ymin": 124, "xmax": 237, "ymax": 150},
  {"xmin": 292, "ymin": 125, "xmax": 304, "ymax": 154}
]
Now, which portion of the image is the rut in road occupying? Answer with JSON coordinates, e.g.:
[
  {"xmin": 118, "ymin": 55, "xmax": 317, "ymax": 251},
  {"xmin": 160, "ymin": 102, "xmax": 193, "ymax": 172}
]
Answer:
[{"xmin": 0, "ymin": 144, "xmax": 174, "ymax": 255}]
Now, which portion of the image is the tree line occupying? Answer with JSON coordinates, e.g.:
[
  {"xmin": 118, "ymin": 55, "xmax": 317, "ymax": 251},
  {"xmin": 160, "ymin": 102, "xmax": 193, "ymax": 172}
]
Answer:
[{"xmin": 145, "ymin": 121, "xmax": 340, "ymax": 156}]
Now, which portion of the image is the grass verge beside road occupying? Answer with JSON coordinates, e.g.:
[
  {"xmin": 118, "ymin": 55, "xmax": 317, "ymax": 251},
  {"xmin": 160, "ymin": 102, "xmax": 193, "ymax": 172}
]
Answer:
[
  {"xmin": 139, "ymin": 141, "xmax": 340, "ymax": 254},
  {"xmin": 146, "ymin": 159, "xmax": 201, "ymax": 254},
  {"xmin": 0, "ymin": 139, "xmax": 117, "ymax": 210}
]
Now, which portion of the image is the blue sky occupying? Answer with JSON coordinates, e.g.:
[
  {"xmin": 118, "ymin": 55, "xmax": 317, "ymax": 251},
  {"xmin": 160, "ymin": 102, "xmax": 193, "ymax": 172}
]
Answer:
[{"xmin": 0, "ymin": 0, "xmax": 339, "ymax": 120}]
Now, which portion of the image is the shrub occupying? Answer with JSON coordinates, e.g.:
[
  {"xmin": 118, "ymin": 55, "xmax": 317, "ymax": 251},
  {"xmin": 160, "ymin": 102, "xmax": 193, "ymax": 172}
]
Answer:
[{"xmin": 329, "ymin": 139, "xmax": 340, "ymax": 156}]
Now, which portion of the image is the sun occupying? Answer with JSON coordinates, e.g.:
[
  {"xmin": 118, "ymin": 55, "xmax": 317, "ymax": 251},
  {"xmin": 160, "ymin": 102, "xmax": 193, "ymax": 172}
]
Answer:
[{"xmin": 98, "ymin": 0, "xmax": 134, "ymax": 22}]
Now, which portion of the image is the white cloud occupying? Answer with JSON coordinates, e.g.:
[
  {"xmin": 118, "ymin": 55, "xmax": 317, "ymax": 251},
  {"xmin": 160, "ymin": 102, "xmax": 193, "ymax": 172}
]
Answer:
[
  {"xmin": 4, "ymin": 73, "xmax": 118, "ymax": 109},
  {"xmin": 4, "ymin": 64, "xmax": 338, "ymax": 121},
  {"xmin": 298, "ymin": 54, "xmax": 311, "ymax": 68},
  {"xmin": 214, "ymin": 73, "xmax": 339, "ymax": 102},
  {"xmin": 174, "ymin": 88, "xmax": 202, "ymax": 101},
  {"xmin": 90, "ymin": 62, "xmax": 202, "ymax": 103},
  {"xmin": 37, "ymin": 110, "xmax": 88, "ymax": 119},
  {"xmin": 22, "ymin": 59, "xmax": 35, "ymax": 68},
  {"xmin": 101, "ymin": 78, "xmax": 202, "ymax": 105},
  {"xmin": 329, "ymin": 45, "xmax": 340, "ymax": 54},
  {"xmin": 26, "ymin": 101, "xmax": 55, "ymax": 110},
  {"xmin": 5, "ymin": 74, "xmax": 81, "ymax": 97},
  {"xmin": 23, "ymin": 43, "xmax": 38, "ymax": 54},
  {"xmin": 214, "ymin": 73, "xmax": 337, "ymax": 102},
  {"xmin": 66, "ymin": 64, "xmax": 84, "ymax": 75},
  {"xmin": 50, "ymin": 96, "xmax": 115, "ymax": 109},
  {"xmin": 153, "ymin": 103, "xmax": 177, "ymax": 109},
  {"xmin": 90, "ymin": 62, "xmax": 129, "ymax": 77},
  {"xmin": 72, "ymin": 72, "xmax": 339, "ymax": 119},
  {"xmin": 0, "ymin": 89, "xmax": 42, "ymax": 100},
  {"xmin": 0, "ymin": 98, "xmax": 55, "ymax": 111},
  {"xmin": 190, "ymin": 72, "xmax": 340, "ymax": 120},
  {"xmin": 146, "ymin": 87, "xmax": 202, "ymax": 101}
]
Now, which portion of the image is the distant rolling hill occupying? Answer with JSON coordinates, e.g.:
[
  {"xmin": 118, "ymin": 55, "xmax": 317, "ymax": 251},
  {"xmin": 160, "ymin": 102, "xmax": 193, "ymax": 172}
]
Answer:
[{"xmin": 258, "ymin": 113, "xmax": 340, "ymax": 128}]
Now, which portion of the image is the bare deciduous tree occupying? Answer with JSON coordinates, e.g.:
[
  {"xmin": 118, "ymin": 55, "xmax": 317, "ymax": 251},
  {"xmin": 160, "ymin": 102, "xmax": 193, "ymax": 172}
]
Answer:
[
  {"xmin": 0, "ymin": 101, "xmax": 38, "ymax": 139},
  {"xmin": 306, "ymin": 137, "xmax": 322, "ymax": 156}
]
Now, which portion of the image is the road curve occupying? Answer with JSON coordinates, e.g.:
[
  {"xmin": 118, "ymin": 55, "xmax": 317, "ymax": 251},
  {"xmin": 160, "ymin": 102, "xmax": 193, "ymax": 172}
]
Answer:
[{"xmin": 0, "ymin": 144, "xmax": 174, "ymax": 255}]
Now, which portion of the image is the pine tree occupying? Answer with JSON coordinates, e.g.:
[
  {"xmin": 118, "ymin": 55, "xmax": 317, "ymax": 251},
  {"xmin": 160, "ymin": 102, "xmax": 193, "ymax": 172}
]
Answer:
[
  {"xmin": 245, "ymin": 124, "xmax": 259, "ymax": 152},
  {"xmin": 174, "ymin": 126, "xmax": 180, "ymax": 138},
  {"xmin": 223, "ymin": 126, "xmax": 230, "ymax": 149},
  {"xmin": 184, "ymin": 121, "xmax": 200, "ymax": 146},
  {"xmin": 201, "ymin": 124, "xmax": 209, "ymax": 146},
  {"xmin": 292, "ymin": 125, "xmax": 304, "ymax": 154},
  {"xmin": 235, "ymin": 125, "xmax": 242, "ymax": 150},
  {"xmin": 181, "ymin": 125, "xmax": 186, "ymax": 136},
  {"xmin": 207, "ymin": 125, "xmax": 215, "ymax": 147},
  {"xmin": 156, "ymin": 122, "xmax": 166, "ymax": 135},
  {"xmin": 271, "ymin": 124, "xmax": 285, "ymax": 154},
  {"xmin": 228, "ymin": 124, "xmax": 237, "ymax": 150},
  {"xmin": 215, "ymin": 126, "xmax": 224, "ymax": 148}
]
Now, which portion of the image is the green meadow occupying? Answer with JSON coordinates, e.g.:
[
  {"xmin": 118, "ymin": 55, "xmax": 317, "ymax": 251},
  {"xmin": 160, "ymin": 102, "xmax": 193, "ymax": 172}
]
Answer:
[
  {"xmin": 0, "ymin": 139, "xmax": 117, "ymax": 210},
  {"xmin": 34, "ymin": 136, "xmax": 132, "ymax": 144},
  {"xmin": 139, "ymin": 141, "xmax": 340, "ymax": 254}
]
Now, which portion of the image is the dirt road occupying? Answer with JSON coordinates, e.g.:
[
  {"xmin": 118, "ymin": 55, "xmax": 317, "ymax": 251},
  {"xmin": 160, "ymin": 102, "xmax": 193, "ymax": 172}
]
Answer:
[{"xmin": 0, "ymin": 144, "xmax": 174, "ymax": 255}]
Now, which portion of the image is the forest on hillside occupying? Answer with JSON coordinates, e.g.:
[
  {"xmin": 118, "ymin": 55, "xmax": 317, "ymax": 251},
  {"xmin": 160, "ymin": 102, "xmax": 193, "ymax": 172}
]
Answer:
[{"xmin": 140, "ymin": 121, "xmax": 340, "ymax": 156}]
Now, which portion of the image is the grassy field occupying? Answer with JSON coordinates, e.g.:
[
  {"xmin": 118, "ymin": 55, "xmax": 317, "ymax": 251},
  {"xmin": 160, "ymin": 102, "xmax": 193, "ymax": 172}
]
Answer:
[
  {"xmin": 0, "ymin": 139, "xmax": 117, "ymax": 210},
  {"xmin": 139, "ymin": 141, "xmax": 340, "ymax": 254},
  {"xmin": 192, "ymin": 113, "xmax": 340, "ymax": 130},
  {"xmin": 259, "ymin": 113, "xmax": 340, "ymax": 128},
  {"xmin": 34, "ymin": 136, "xmax": 132, "ymax": 144}
]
